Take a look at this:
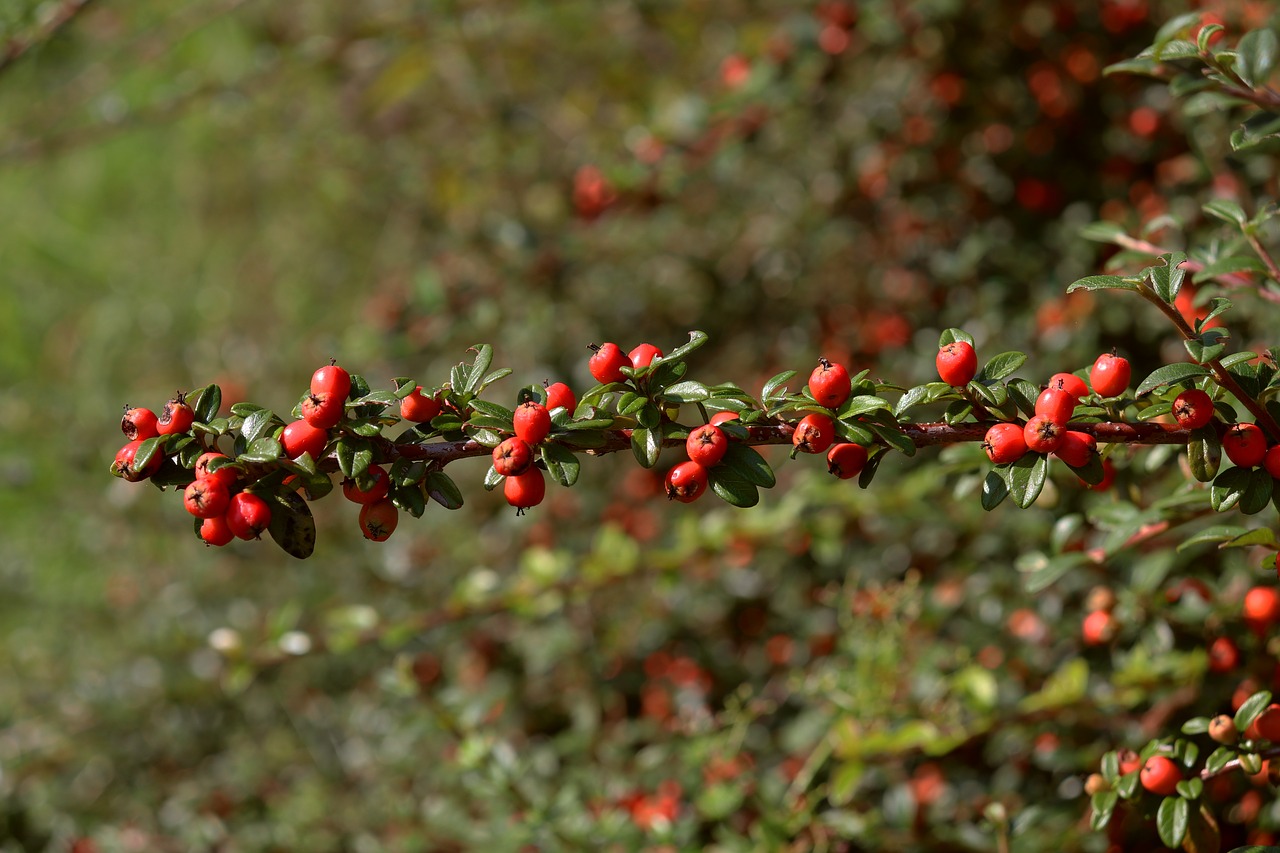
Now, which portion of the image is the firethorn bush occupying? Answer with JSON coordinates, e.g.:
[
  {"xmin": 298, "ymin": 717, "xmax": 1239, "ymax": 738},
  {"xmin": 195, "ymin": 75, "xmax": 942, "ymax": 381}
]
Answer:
[{"xmin": 9, "ymin": 0, "xmax": 1280, "ymax": 850}]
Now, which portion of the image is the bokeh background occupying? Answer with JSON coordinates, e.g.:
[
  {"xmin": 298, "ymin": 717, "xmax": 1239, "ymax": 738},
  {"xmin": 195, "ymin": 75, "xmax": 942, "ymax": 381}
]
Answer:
[{"xmin": 2, "ymin": 0, "xmax": 1278, "ymax": 850}]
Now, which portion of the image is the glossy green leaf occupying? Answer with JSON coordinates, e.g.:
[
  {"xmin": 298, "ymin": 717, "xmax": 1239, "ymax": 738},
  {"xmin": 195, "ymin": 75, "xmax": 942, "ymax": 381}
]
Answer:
[
  {"xmin": 762, "ymin": 370, "xmax": 797, "ymax": 401},
  {"xmin": 719, "ymin": 443, "xmax": 776, "ymax": 488},
  {"xmin": 335, "ymin": 437, "xmax": 374, "ymax": 480},
  {"xmin": 425, "ymin": 471, "xmax": 464, "ymax": 509},
  {"xmin": 1136, "ymin": 362, "xmax": 1210, "ymax": 396},
  {"xmin": 469, "ymin": 399, "xmax": 516, "ymax": 421},
  {"xmin": 1066, "ymin": 274, "xmax": 1139, "ymax": 294},
  {"xmin": 1177, "ymin": 524, "xmax": 1249, "ymax": 551},
  {"xmin": 1211, "ymin": 466, "xmax": 1255, "ymax": 512},
  {"xmin": 1230, "ymin": 111, "xmax": 1280, "ymax": 154},
  {"xmin": 1148, "ymin": 252, "xmax": 1188, "ymax": 304},
  {"xmin": 708, "ymin": 466, "xmax": 759, "ymax": 508},
  {"xmin": 980, "ymin": 470, "xmax": 1009, "ymax": 511},
  {"xmin": 663, "ymin": 330, "xmax": 709, "ymax": 363},
  {"xmin": 1187, "ymin": 425, "xmax": 1222, "ymax": 482},
  {"xmin": 976, "ymin": 351, "xmax": 1026, "ymax": 383},
  {"xmin": 190, "ymin": 384, "xmax": 222, "ymax": 424},
  {"xmin": 630, "ymin": 427, "xmax": 660, "ymax": 468},
  {"xmin": 238, "ymin": 437, "xmax": 283, "ymax": 464},
  {"xmin": 1007, "ymin": 453, "xmax": 1047, "ymax": 509},
  {"xmin": 1235, "ymin": 690, "xmax": 1273, "ymax": 731},
  {"xmin": 540, "ymin": 443, "xmax": 580, "ymax": 487},
  {"xmin": 482, "ymin": 465, "xmax": 502, "ymax": 491},
  {"xmin": 1236, "ymin": 27, "xmax": 1279, "ymax": 88},
  {"xmin": 241, "ymin": 408, "xmax": 277, "ymax": 443},
  {"xmin": 462, "ymin": 344, "xmax": 494, "ymax": 394},
  {"xmin": 661, "ymin": 380, "xmax": 711, "ymax": 403},
  {"xmin": 1080, "ymin": 221, "xmax": 1127, "ymax": 244},
  {"xmin": 1156, "ymin": 795, "xmax": 1189, "ymax": 849},
  {"xmin": 1203, "ymin": 199, "xmax": 1248, "ymax": 227},
  {"xmin": 266, "ymin": 489, "xmax": 316, "ymax": 560},
  {"xmin": 938, "ymin": 328, "xmax": 974, "ymax": 347}
]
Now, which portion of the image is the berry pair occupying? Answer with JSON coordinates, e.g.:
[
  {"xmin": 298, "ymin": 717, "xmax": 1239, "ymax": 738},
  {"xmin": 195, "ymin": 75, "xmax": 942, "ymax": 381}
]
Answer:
[
  {"xmin": 665, "ymin": 422, "xmax": 734, "ymax": 503},
  {"xmin": 588, "ymin": 342, "xmax": 665, "ymax": 384},
  {"xmin": 186, "ymin": 452, "xmax": 270, "ymax": 546},
  {"xmin": 491, "ymin": 399, "xmax": 556, "ymax": 513}
]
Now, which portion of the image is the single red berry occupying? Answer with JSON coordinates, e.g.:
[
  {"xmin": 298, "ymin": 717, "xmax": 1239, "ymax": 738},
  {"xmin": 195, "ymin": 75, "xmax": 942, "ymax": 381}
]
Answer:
[
  {"xmin": 1089, "ymin": 352, "xmax": 1131, "ymax": 398},
  {"xmin": 792, "ymin": 413, "xmax": 835, "ymax": 454},
  {"xmin": 543, "ymin": 381, "xmax": 576, "ymax": 413},
  {"xmin": 1207, "ymin": 636, "xmax": 1240, "ymax": 674},
  {"xmin": 359, "ymin": 498, "xmax": 399, "ymax": 541},
  {"xmin": 1223, "ymin": 423, "xmax": 1267, "ymax": 468},
  {"xmin": 310, "ymin": 361, "xmax": 352, "ymax": 401},
  {"xmin": 300, "ymin": 390, "xmax": 344, "ymax": 430},
  {"xmin": 709, "ymin": 411, "xmax": 740, "ymax": 426},
  {"xmin": 1035, "ymin": 387, "xmax": 1077, "ymax": 426},
  {"xmin": 121, "ymin": 406, "xmax": 159, "ymax": 441},
  {"xmin": 687, "ymin": 424, "xmax": 729, "ymax": 467},
  {"xmin": 514, "ymin": 401, "xmax": 553, "ymax": 445},
  {"xmin": 225, "ymin": 492, "xmax": 272, "ymax": 540},
  {"xmin": 504, "ymin": 467, "xmax": 547, "ymax": 513},
  {"xmin": 194, "ymin": 452, "xmax": 238, "ymax": 487},
  {"xmin": 157, "ymin": 392, "xmax": 195, "ymax": 436},
  {"xmin": 184, "ymin": 478, "xmax": 231, "ymax": 519},
  {"xmin": 588, "ymin": 343, "xmax": 631, "ymax": 384},
  {"xmin": 1173, "ymin": 388, "xmax": 1215, "ymax": 430},
  {"xmin": 492, "ymin": 437, "xmax": 534, "ymax": 477},
  {"xmin": 342, "ymin": 464, "xmax": 391, "ymax": 505},
  {"xmin": 1253, "ymin": 704, "xmax": 1280, "ymax": 741},
  {"xmin": 281, "ymin": 419, "xmax": 328, "ymax": 461},
  {"xmin": 1117, "ymin": 749, "xmax": 1142, "ymax": 776},
  {"xmin": 665, "ymin": 460, "xmax": 709, "ymax": 503},
  {"xmin": 826, "ymin": 442, "xmax": 868, "ymax": 479},
  {"xmin": 1082, "ymin": 609, "xmax": 1115, "ymax": 645},
  {"xmin": 400, "ymin": 386, "xmax": 442, "ymax": 423},
  {"xmin": 1023, "ymin": 414, "xmax": 1063, "ymax": 454},
  {"xmin": 1265, "ymin": 445, "xmax": 1280, "ymax": 480},
  {"xmin": 1048, "ymin": 372, "xmax": 1089, "ymax": 400},
  {"xmin": 1244, "ymin": 586, "xmax": 1280, "ymax": 627},
  {"xmin": 628, "ymin": 343, "xmax": 664, "ymax": 370},
  {"xmin": 936, "ymin": 341, "xmax": 977, "ymax": 387},
  {"xmin": 1054, "ymin": 430, "xmax": 1097, "ymax": 469},
  {"xmin": 1208, "ymin": 714, "xmax": 1238, "ymax": 745},
  {"xmin": 111, "ymin": 439, "xmax": 162, "ymax": 482},
  {"xmin": 1087, "ymin": 457, "xmax": 1117, "ymax": 491},
  {"xmin": 199, "ymin": 514, "xmax": 235, "ymax": 547},
  {"xmin": 809, "ymin": 358, "xmax": 852, "ymax": 409},
  {"xmin": 983, "ymin": 423, "xmax": 1027, "ymax": 465},
  {"xmin": 1139, "ymin": 755, "xmax": 1181, "ymax": 796}
]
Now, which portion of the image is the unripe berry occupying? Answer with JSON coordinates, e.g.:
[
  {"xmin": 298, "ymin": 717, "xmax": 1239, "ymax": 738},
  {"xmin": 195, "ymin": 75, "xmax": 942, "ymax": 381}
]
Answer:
[
  {"xmin": 792, "ymin": 413, "xmax": 835, "ymax": 454},
  {"xmin": 809, "ymin": 358, "xmax": 852, "ymax": 409},
  {"xmin": 1035, "ymin": 387, "xmax": 1077, "ymax": 426},
  {"xmin": 359, "ymin": 498, "xmax": 399, "ymax": 541},
  {"xmin": 983, "ymin": 423, "xmax": 1026, "ymax": 464},
  {"xmin": 199, "ymin": 514, "xmax": 235, "ymax": 547},
  {"xmin": 1048, "ymin": 372, "xmax": 1089, "ymax": 400},
  {"xmin": 936, "ymin": 341, "xmax": 977, "ymax": 387},
  {"xmin": 588, "ymin": 343, "xmax": 630, "ymax": 384},
  {"xmin": 1208, "ymin": 714, "xmax": 1238, "ymax": 745},
  {"xmin": 281, "ymin": 419, "xmax": 328, "ymax": 461},
  {"xmin": 514, "ymin": 401, "xmax": 553, "ymax": 445},
  {"xmin": 1173, "ymin": 388, "xmax": 1215, "ymax": 430},
  {"xmin": 1053, "ymin": 430, "xmax": 1097, "ymax": 469},
  {"xmin": 1024, "ymin": 414, "xmax": 1064, "ymax": 454},
  {"xmin": 1223, "ymin": 423, "xmax": 1267, "ymax": 468},
  {"xmin": 628, "ymin": 343, "xmax": 664, "ymax": 370},
  {"xmin": 400, "ymin": 386, "xmax": 442, "ymax": 423},
  {"xmin": 665, "ymin": 460, "xmax": 708, "ymax": 503},
  {"xmin": 1139, "ymin": 755, "xmax": 1181, "ymax": 796},
  {"xmin": 310, "ymin": 361, "xmax": 352, "ymax": 401},
  {"xmin": 342, "ymin": 464, "xmax": 391, "ymax": 505},
  {"xmin": 121, "ymin": 405, "xmax": 159, "ymax": 441},
  {"xmin": 1082, "ymin": 609, "xmax": 1115, "ymax": 645},
  {"xmin": 225, "ymin": 492, "xmax": 272, "ymax": 540},
  {"xmin": 1089, "ymin": 352, "xmax": 1131, "ymax": 398},
  {"xmin": 826, "ymin": 442, "xmax": 868, "ymax": 479},
  {"xmin": 1083, "ymin": 773, "xmax": 1108, "ymax": 796},
  {"xmin": 504, "ymin": 467, "xmax": 546, "ymax": 513},
  {"xmin": 157, "ymin": 392, "xmax": 195, "ymax": 436},
  {"xmin": 301, "ymin": 390, "xmax": 344, "ymax": 430},
  {"xmin": 543, "ymin": 381, "xmax": 576, "ymax": 413},
  {"xmin": 687, "ymin": 424, "xmax": 729, "ymax": 467},
  {"xmin": 184, "ymin": 478, "xmax": 231, "ymax": 519},
  {"xmin": 492, "ymin": 437, "xmax": 534, "ymax": 477}
]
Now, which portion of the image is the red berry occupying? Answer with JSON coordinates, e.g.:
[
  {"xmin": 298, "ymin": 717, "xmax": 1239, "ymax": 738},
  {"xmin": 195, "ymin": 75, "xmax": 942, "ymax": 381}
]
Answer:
[
  {"xmin": 281, "ymin": 419, "xmax": 328, "ymax": 461},
  {"xmin": 342, "ymin": 464, "xmax": 391, "ymax": 505},
  {"xmin": 359, "ymin": 498, "xmax": 399, "ymax": 541},
  {"xmin": 492, "ymin": 437, "xmax": 534, "ymax": 477},
  {"xmin": 1253, "ymin": 704, "xmax": 1280, "ymax": 741},
  {"xmin": 504, "ymin": 467, "xmax": 546, "ymax": 513},
  {"xmin": 514, "ymin": 401, "xmax": 553, "ymax": 445},
  {"xmin": 1082, "ymin": 609, "xmax": 1115, "ymax": 645},
  {"xmin": 826, "ymin": 442, "xmax": 868, "ymax": 479},
  {"xmin": 310, "ymin": 362, "xmax": 352, "ymax": 401},
  {"xmin": 1048, "ymin": 372, "xmax": 1088, "ymax": 400},
  {"xmin": 400, "ymin": 387, "xmax": 441, "ymax": 423},
  {"xmin": 809, "ymin": 358, "xmax": 852, "ymax": 409},
  {"xmin": 1264, "ymin": 445, "xmax": 1280, "ymax": 479},
  {"xmin": 199, "ymin": 514, "xmax": 235, "ymax": 547},
  {"xmin": 301, "ymin": 390, "xmax": 344, "ymax": 430},
  {"xmin": 665, "ymin": 461, "xmax": 708, "ymax": 503},
  {"xmin": 157, "ymin": 393, "xmax": 195, "ymax": 436},
  {"xmin": 629, "ymin": 343, "xmax": 664, "ymax": 370},
  {"xmin": 1223, "ymin": 423, "xmax": 1267, "ymax": 468},
  {"xmin": 194, "ymin": 452, "xmax": 238, "ymax": 487},
  {"xmin": 1207, "ymin": 636, "xmax": 1240, "ymax": 674},
  {"xmin": 225, "ymin": 492, "xmax": 272, "ymax": 540},
  {"xmin": 1173, "ymin": 388, "xmax": 1214, "ymax": 430},
  {"xmin": 936, "ymin": 341, "xmax": 977, "ymax": 387},
  {"xmin": 1117, "ymin": 749, "xmax": 1142, "ymax": 776},
  {"xmin": 1089, "ymin": 352, "xmax": 1131, "ymax": 398},
  {"xmin": 1139, "ymin": 755, "xmax": 1181, "ymax": 796},
  {"xmin": 111, "ymin": 439, "xmax": 162, "ymax": 482},
  {"xmin": 792, "ymin": 413, "xmax": 836, "ymax": 454},
  {"xmin": 983, "ymin": 423, "xmax": 1027, "ymax": 464},
  {"xmin": 184, "ymin": 478, "xmax": 231, "ymax": 519},
  {"xmin": 1035, "ymin": 387, "xmax": 1077, "ymax": 426},
  {"xmin": 687, "ymin": 424, "xmax": 729, "ymax": 467},
  {"xmin": 543, "ymin": 381, "xmax": 576, "ymax": 413},
  {"xmin": 1244, "ymin": 586, "xmax": 1280, "ymax": 627},
  {"xmin": 1023, "ymin": 414, "xmax": 1064, "ymax": 454},
  {"xmin": 1208, "ymin": 714, "xmax": 1238, "ymax": 745},
  {"xmin": 1054, "ymin": 430, "xmax": 1097, "ymax": 469},
  {"xmin": 121, "ymin": 406, "xmax": 159, "ymax": 441},
  {"xmin": 588, "ymin": 343, "xmax": 631, "ymax": 384},
  {"xmin": 709, "ymin": 411, "xmax": 740, "ymax": 426}
]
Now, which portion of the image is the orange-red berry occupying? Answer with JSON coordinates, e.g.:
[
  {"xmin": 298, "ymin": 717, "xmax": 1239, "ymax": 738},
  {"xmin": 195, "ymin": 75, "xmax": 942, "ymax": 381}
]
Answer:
[
  {"xmin": 301, "ymin": 390, "xmax": 344, "ymax": 430},
  {"xmin": 936, "ymin": 341, "xmax": 977, "ymax": 386},
  {"xmin": 157, "ymin": 393, "xmax": 195, "ymax": 436},
  {"xmin": 983, "ymin": 422, "xmax": 1027, "ymax": 464},
  {"xmin": 1173, "ymin": 388, "xmax": 1214, "ymax": 430},
  {"xmin": 809, "ymin": 358, "xmax": 852, "ymax": 409},
  {"xmin": 629, "ymin": 343, "xmax": 664, "ymax": 370},
  {"xmin": 225, "ymin": 492, "xmax": 272, "ymax": 540},
  {"xmin": 793, "ymin": 413, "xmax": 835, "ymax": 454},
  {"xmin": 588, "ymin": 343, "xmax": 630, "ymax": 384},
  {"xmin": 1048, "ymin": 372, "xmax": 1088, "ymax": 400},
  {"xmin": 1024, "ymin": 414, "xmax": 1063, "ymax": 454},
  {"xmin": 310, "ymin": 362, "xmax": 351, "ymax": 401},
  {"xmin": 199, "ymin": 514, "xmax": 236, "ymax": 547},
  {"xmin": 687, "ymin": 424, "xmax": 729, "ymax": 467},
  {"xmin": 665, "ymin": 461, "xmax": 709, "ymax": 503},
  {"xmin": 1082, "ymin": 609, "xmax": 1115, "ymax": 645},
  {"xmin": 514, "ymin": 401, "xmax": 553, "ymax": 445},
  {"xmin": 342, "ymin": 464, "xmax": 391, "ymax": 505},
  {"xmin": 1054, "ymin": 430, "xmax": 1097, "ymax": 468},
  {"xmin": 826, "ymin": 442, "xmax": 868, "ymax": 479},
  {"xmin": 281, "ymin": 419, "xmax": 328, "ymax": 461},
  {"xmin": 121, "ymin": 406, "xmax": 159, "ymax": 441},
  {"xmin": 400, "ymin": 386, "xmax": 442, "ymax": 423},
  {"xmin": 504, "ymin": 467, "xmax": 547, "ymax": 513},
  {"xmin": 493, "ymin": 437, "xmax": 534, "ymax": 477},
  {"xmin": 543, "ymin": 381, "xmax": 576, "ymax": 413},
  {"xmin": 1089, "ymin": 352, "xmax": 1131, "ymax": 398},
  {"xmin": 184, "ymin": 478, "xmax": 231, "ymax": 519},
  {"xmin": 1139, "ymin": 755, "xmax": 1181, "ymax": 796},
  {"xmin": 1035, "ymin": 387, "xmax": 1077, "ymax": 425},
  {"xmin": 359, "ymin": 498, "xmax": 399, "ymax": 541},
  {"xmin": 1223, "ymin": 423, "xmax": 1267, "ymax": 468}
]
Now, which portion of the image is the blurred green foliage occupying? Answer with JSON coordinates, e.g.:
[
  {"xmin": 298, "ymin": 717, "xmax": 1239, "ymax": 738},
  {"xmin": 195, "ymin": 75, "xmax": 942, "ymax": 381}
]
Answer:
[{"xmin": 4, "ymin": 0, "xmax": 1280, "ymax": 850}]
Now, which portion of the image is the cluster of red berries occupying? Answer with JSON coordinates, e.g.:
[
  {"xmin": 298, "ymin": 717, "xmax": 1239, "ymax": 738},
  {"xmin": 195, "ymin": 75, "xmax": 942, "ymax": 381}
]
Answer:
[
  {"xmin": 113, "ymin": 394, "xmax": 196, "ymax": 481},
  {"xmin": 184, "ymin": 452, "xmax": 272, "ymax": 545},
  {"xmin": 492, "ymin": 395, "xmax": 559, "ymax": 514},
  {"xmin": 790, "ymin": 358, "xmax": 869, "ymax": 479}
]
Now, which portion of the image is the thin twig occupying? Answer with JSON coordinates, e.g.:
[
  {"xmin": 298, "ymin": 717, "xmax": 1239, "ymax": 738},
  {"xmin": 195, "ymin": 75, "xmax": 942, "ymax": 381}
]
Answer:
[{"xmin": 0, "ymin": 0, "xmax": 95, "ymax": 79}]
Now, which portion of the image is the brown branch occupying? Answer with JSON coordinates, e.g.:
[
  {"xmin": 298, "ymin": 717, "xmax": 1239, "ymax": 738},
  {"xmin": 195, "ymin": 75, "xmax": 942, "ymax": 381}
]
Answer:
[{"xmin": 0, "ymin": 0, "xmax": 95, "ymax": 79}]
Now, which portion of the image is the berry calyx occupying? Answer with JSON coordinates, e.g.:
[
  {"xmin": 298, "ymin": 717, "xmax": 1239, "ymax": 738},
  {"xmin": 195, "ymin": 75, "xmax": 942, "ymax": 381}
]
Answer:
[
  {"xmin": 493, "ymin": 437, "xmax": 535, "ymax": 477},
  {"xmin": 301, "ymin": 390, "xmax": 345, "ymax": 430},
  {"xmin": 983, "ymin": 423, "xmax": 1027, "ymax": 465},
  {"xmin": 225, "ymin": 492, "xmax": 272, "ymax": 540},
  {"xmin": 809, "ymin": 358, "xmax": 852, "ymax": 409},
  {"xmin": 1035, "ymin": 387, "xmax": 1077, "ymax": 426},
  {"xmin": 514, "ymin": 401, "xmax": 553, "ymax": 446},
  {"xmin": 1048, "ymin": 372, "xmax": 1088, "ymax": 400},
  {"xmin": 400, "ymin": 386, "xmax": 442, "ymax": 423},
  {"xmin": 588, "ymin": 343, "xmax": 631, "ymax": 384},
  {"xmin": 310, "ymin": 361, "xmax": 352, "ymax": 401},
  {"xmin": 504, "ymin": 467, "xmax": 547, "ymax": 514},
  {"xmin": 936, "ymin": 341, "xmax": 977, "ymax": 387},
  {"xmin": 1089, "ymin": 352, "xmax": 1131, "ymax": 398},
  {"xmin": 792, "ymin": 413, "xmax": 835, "ymax": 454},
  {"xmin": 665, "ymin": 461, "xmax": 708, "ymax": 503},
  {"xmin": 199, "ymin": 515, "xmax": 235, "ymax": 547},
  {"xmin": 1053, "ymin": 430, "xmax": 1097, "ymax": 469},
  {"xmin": 359, "ymin": 498, "xmax": 399, "ymax": 541},
  {"xmin": 826, "ymin": 442, "xmax": 868, "ymax": 479},
  {"xmin": 184, "ymin": 478, "xmax": 231, "ymax": 519},
  {"xmin": 686, "ymin": 424, "xmax": 729, "ymax": 467},
  {"xmin": 1223, "ymin": 423, "xmax": 1267, "ymax": 468},
  {"xmin": 543, "ymin": 381, "xmax": 576, "ymax": 413},
  {"xmin": 281, "ymin": 419, "xmax": 329, "ymax": 461},
  {"xmin": 1172, "ymin": 388, "xmax": 1214, "ymax": 430},
  {"xmin": 1023, "ymin": 414, "xmax": 1064, "ymax": 454},
  {"xmin": 342, "ymin": 464, "xmax": 391, "ymax": 505},
  {"xmin": 628, "ymin": 343, "xmax": 664, "ymax": 370},
  {"xmin": 121, "ymin": 406, "xmax": 159, "ymax": 441},
  {"xmin": 1139, "ymin": 755, "xmax": 1181, "ymax": 796},
  {"xmin": 157, "ymin": 392, "xmax": 195, "ymax": 436}
]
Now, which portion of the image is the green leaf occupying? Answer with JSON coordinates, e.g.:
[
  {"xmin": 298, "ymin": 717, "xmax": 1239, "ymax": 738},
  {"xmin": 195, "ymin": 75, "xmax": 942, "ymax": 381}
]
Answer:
[
  {"xmin": 1226, "ymin": 527, "xmax": 1279, "ymax": 548},
  {"xmin": 467, "ymin": 415, "xmax": 512, "ymax": 433},
  {"xmin": 661, "ymin": 380, "xmax": 711, "ymax": 403},
  {"xmin": 894, "ymin": 384, "xmax": 932, "ymax": 417},
  {"xmin": 241, "ymin": 408, "xmax": 277, "ymax": 443},
  {"xmin": 1241, "ymin": 469, "xmax": 1275, "ymax": 514},
  {"xmin": 938, "ymin": 328, "xmax": 974, "ymax": 348},
  {"xmin": 238, "ymin": 437, "xmax": 283, "ymax": 464},
  {"xmin": 833, "ymin": 418, "xmax": 876, "ymax": 445},
  {"xmin": 841, "ymin": 395, "xmax": 891, "ymax": 417},
  {"xmin": 1186, "ymin": 328, "xmax": 1230, "ymax": 364},
  {"xmin": 190, "ymin": 385, "xmax": 222, "ymax": 424},
  {"xmin": 1212, "ymin": 467, "xmax": 1256, "ymax": 512},
  {"xmin": 1136, "ymin": 362, "xmax": 1211, "ymax": 396},
  {"xmin": 1204, "ymin": 747, "xmax": 1235, "ymax": 776},
  {"xmin": 425, "ymin": 471, "xmax": 464, "ymax": 509},
  {"xmin": 1080, "ymin": 221, "xmax": 1128, "ymax": 244},
  {"xmin": 1155, "ymin": 39, "xmax": 1199, "ymax": 60},
  {"xmin": 1007, "ymin": 379, "xmax": 1039, "ymax": 417},
  {"xmin": 981, "ymin": 470, "xmax": 1009, "ymax": 511},
  {"xmin": 1103, "ymin": 57, "xmax": 1164, "ymax": 78},
  {"xmin": 1235, "ymin": 690, "xmax": 1274, "ymax": 731},
  {"xmin": 1231, "ymin": 111, "xmax": 1280, "ymax": 154},
  {"xmin": 1237, "ymin": 27, "xmax": 1279, "ymax": 88},
  {"xmin": 1178, "ymin": 524, "xmax": 1249, "ymax": 551},
  {"xmin": 1187, "ymin": 425, "xmax": 1222, "ymax": 482},
  {"xmin": 1182, "ymin": 717, "xmax": 1211, "ymax": 735},
  {"xmin": 1177, "ymin": 777, "xmax": 1204, "ymax": 800},
  {"xmin": 708, "ymin": 466, "xmax": 760, "ymax": 508},
  {"xmin": 868, "ymin": 421, "xmax": 915, "ymax": 457},
  {"xmin": 1066, "ymin": 275, "xmax": 1139, "ymax": 294},
  {"xmin": 1156, "ymin": 795, "xmax": 1189, "ymax": 849},
  {"xmin": 1153, "ymin": 11, "xmax": 1203, "ymax": 49},
  {"xmin": 1007, "ymin": 453, "xmax": 1048, "ymax": 509},
  {"xmin": 1089, "ymin": 791, "xmax": 1118, "ymax": 831},
  {"xmin": 335, "ymin": 437, "xmax": 374, "ymax": 481},
  {"xmin": 719, "ymin": 444, "xmax": 776, "ymax": 489},
  {"xmin": 266, "ymin": 489, "xmax": 316, "ymax": 560},
  {"xmin": 662, "ymin": 330, "xmax": 709, "ymax": 363},
  {"xmin": 482, "ymin": 465, "xmax": 502, "ymax": 491},
  {"xmin": 1203, "ymin": 199, "xmax": 1249, "ymax": 227},
  {"xmin": 463, "ymin": 344, "xmax": 494, "ymax": 395},
  {"xmin": 540, "ymin": 444, "xmax": 580, "ymax": 487},
  {"xmin": 469, "ymin": 399, "xmax": 516, "ymax": 422},
  {"xmin": 1193, "ymin": 255, "xmax": 1269, "ymax": 283},
  {"xmin": 976, "ymin": 351, "xmax": 1026, "ymax": 383},
  {"xmin": 630, "ymin": 427, "xmax": 660, "ymax": 469},
  {"xmin": 229, "ymin": 402, "xmax": 265, "ymax": 418},
  {"xmin": 762, "ymin": 370, "xmax": 797, "ymax": 401},
  {"xmin": 1148, "ymin": 252, "xmax": 1188, "ymax": 304}
]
